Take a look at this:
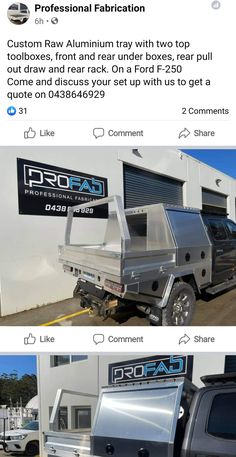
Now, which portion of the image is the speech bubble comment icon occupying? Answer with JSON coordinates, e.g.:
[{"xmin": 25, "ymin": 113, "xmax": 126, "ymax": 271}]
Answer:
[
  {"xmin": 93, "ymin": 128, "xmax": 105, "ymax": 139},
  {"xmin": 93, "ymin": 334, "xmax": 105, "ymax": 345}
]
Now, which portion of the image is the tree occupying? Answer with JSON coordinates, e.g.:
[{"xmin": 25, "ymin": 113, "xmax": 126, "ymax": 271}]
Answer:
[{"xmin": 0, "ymin": 373, "xmax": 37, "ymax": 406}]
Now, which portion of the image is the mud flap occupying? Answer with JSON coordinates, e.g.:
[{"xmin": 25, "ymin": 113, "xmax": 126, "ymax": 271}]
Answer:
[{"xmin": 148, "ymin": 307, "xmax": 162, "ymax": 326}]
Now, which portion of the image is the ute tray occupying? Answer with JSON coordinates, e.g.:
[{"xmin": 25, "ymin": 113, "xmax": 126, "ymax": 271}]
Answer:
[{"xmin": 59, "ymin": 195, "xmax": 211, "ymax": 292}]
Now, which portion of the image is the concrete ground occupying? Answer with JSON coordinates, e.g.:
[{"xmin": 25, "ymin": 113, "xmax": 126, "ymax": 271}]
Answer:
[
  {"xmin": 0, "ymin": 450, "xmax": 38, "ymax": 457},
  {"xmin": 0, "ymin": 449, "xmax": 22, "ymax": 457},
  {"xmin": 0, "ymin": 445, "xmax": 39, "ymax": 457},
  {"xmin": 1, "ymin": 287, "xmax": 236, "ymax": 326}
]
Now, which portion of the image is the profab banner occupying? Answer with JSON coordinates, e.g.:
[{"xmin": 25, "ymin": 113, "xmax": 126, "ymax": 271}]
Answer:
[
  {"xmin": 109, "ymin": 355, "xmax": 193, "ymax": 384},
  {"xmin": 17, "ymin": 158, "xmax": 108, "ymax": 217}
]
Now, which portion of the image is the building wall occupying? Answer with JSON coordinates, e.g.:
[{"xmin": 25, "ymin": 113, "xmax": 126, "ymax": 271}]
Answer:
[
  {"xmin": 38, "ymin": 355, "xmax": 99, "ymax": 430},
  {"xmin": 0, "ymin": 147, "xmax": 123, "ymax": 316},
  {"xmin": 38, "ymin": 353, "xmax": 227, "ymax": 455},
  {"xmin": 0, "ymin": 147, "xmax": 235, "ymax": 316}
]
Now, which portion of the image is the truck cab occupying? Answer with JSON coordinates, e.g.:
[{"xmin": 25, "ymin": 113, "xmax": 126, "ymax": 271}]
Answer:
[
  {"xmin": 0, "ymin": 420, "xmax": 39, "ymax": 456},
  {"xmin": 202, "ymin": 214, "xmax": 236, "ymax": 286},
  {"xmin": 182, "ymin": 373, "xmax": 236, "ymax": 457}
]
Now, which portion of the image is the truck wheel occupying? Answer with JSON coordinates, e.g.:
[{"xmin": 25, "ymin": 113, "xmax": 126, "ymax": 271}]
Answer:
[
  {"xmin": 162, "ymin": 282, "xmax": 195, "ymax": 326},
  {"xmin": 3, "ymin": 444, "xmax": 10, "ymax": 453},
  {"xmin": 25, "ymin": 441, "xmax": 39, "ymax": 456}
]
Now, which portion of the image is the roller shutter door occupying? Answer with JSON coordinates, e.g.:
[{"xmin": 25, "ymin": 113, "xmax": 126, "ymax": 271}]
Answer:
[
  {"xmin": 225, "ymin": 356, "xmax": 236, "ymax": 373},
  {"xmin": 124, "ymin": 165, "xmax": 183, "ymax": 209},
  {"xmin": 202, "ymin": 188, "xmax": 227, "ymax": 215}
]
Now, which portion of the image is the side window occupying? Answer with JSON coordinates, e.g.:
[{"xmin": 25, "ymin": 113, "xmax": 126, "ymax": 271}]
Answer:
[
  {"xmin": 9, "ymin": 3, "xmax": 18, "ymax": 9},
  {"xmin": 50, "ymin": 355, "xmax": 70, "ymax": 367},
  {"xmin": 49, "ymin": 406, "xmax": 68, "ymax": 430},
  {"xmin": 74, "ymin": 406, "xmax": 91, "ymax": 429},
  {"xmin": 209, "ymin": 220, "xmax": 228, "ymax": 241},
  {"xmin": 20, "ymin": 4, "xmax": 28, "ymax": 13},
  {"xmin": 207, "ymin": 393, "xmax": 236, "ymax": 440},
  {"xmin": 225, "ymin": 220, "xmax": 236, "ymax": 239}
]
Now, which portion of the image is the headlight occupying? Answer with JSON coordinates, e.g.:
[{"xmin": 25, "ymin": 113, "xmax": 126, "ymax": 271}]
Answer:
[{"xmin": 15, "ymin": 434, "xmax": 28, "ymax": 440}]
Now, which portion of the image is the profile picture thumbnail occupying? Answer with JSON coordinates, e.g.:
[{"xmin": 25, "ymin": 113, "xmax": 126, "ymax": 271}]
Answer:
[{"xmin": 8, "ymin": 3, "xmax": 30, "ymax": 24}]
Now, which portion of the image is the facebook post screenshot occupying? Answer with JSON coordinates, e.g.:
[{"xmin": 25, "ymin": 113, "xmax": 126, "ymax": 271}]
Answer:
[
  {"xmin": 0, "ymin": 0, "xmax": 236, "ymax": 349},
  {"xmin": 0, "ymin": 0, "xmax": 235, "ymax": 142}
]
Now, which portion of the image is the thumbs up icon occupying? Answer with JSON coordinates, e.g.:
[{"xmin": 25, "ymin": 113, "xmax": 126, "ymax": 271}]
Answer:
[
  {"xmin": 24, "ymin": 127, "xmax": 36, "ymax": 139},
  {"xmin": 24, "ymin": 333, "xmax": 36, "ymax": 345}
]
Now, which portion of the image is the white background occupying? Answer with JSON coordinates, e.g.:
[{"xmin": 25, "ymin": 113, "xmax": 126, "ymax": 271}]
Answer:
[{"xmin": 0, "ymin": 0, "xmax": 235, "ymax": 145}]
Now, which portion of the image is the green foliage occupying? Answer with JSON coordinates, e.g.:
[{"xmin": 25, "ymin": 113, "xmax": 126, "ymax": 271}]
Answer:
[{"xmin": 0, "ymin": 372, "xmax": 37, "ymax": 407}]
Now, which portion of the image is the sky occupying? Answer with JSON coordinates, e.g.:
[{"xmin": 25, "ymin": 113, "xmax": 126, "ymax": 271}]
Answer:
[
  {"xmin": 0, "ymin": 356, "xmax": 36, "ymax": 377},
  {"xmin": 182, "ymin": 150, "xmax": 236, "ymax": 179}
]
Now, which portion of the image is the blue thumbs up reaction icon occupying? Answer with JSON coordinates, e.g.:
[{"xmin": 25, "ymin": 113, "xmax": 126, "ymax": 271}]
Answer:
[{"xmin": 7, "ymin": 106, "xmax": 17, "ymax": 116}]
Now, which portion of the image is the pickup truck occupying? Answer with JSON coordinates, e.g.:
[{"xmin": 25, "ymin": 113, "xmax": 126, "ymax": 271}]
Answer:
[
  {"xmin": 59, "ymin": 195, "xmax": 236, "ymax": 326},
  {"xmin": 7, "ymin": 3, "xmax": 30, "ymax": 24},
  {"xmin": 44, "ymin": 372, "xmax": 236, "ymax": 457},
  {"xmin": 0, "ymin": 420, "xmax": 39, "ymax": 456}
]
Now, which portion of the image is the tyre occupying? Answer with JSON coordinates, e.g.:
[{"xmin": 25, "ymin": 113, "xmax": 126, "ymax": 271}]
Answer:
[
  {"xmin": 25, "ymin": 441, "xmax": 39, "ymax": 456},
  {"xmin": 3, "ymin": 444, "xmax": 10, "ymax": 453},
  {"xmin": 162, "ymin": 282, "xmax": 195, "ymax": 326}
]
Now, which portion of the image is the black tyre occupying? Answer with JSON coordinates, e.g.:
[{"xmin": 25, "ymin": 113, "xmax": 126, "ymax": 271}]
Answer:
[
  {"xmin": 162, "ymin": 282, "xmax": 195, "ymax": 326},
  {"xmin": 3, "ymin": 443, "xmax": 10, "ymax": 453},
  {"xmin": 25, "ymin": 441, "xmax": 39, "ymax": 456}
]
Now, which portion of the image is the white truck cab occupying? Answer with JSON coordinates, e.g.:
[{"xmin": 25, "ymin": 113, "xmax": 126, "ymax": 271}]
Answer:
[{"xmin": 0, "ymin": 420, "xmax": 39, "ymax": 456}]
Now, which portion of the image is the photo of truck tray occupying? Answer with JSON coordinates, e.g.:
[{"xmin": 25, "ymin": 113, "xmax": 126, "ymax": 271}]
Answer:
[
  {"xmin": 45, "ymin": 372, "xmax": 236, "ymax": 457},
  {"xmin": 59, "ymin": 195, "xmax": 236, "ymax": 326}
]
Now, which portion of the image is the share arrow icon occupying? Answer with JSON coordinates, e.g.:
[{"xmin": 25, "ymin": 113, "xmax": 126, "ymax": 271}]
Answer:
[
  {"xmin": 178, "ymin": 128, "xmax": 191, "ymax": 139},
  {"xmin": 179, "ymin": 334, "xmax": 191, "ymax": 345}
]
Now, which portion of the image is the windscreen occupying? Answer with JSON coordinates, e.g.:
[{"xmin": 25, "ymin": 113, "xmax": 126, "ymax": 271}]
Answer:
[
  {"xmin": 21, "ymin": 421, "xmax": 39, "ymax": 431},
  {"xmin": 93, "ymin": 387, "xmax": 179, "ymax": 442}
]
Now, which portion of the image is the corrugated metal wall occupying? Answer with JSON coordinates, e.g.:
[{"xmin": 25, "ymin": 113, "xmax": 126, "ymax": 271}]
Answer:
[
  {"xmin": 225, "ymin": 356, "xmax": 236, "ymax": 373},
  {"xmin": 123, "ymin": 165, "xmax": 183, "ymax": 209}
]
